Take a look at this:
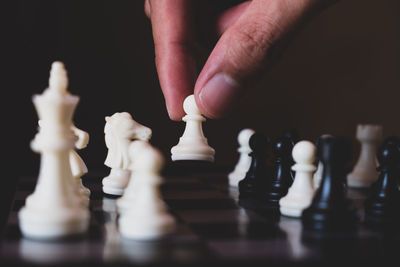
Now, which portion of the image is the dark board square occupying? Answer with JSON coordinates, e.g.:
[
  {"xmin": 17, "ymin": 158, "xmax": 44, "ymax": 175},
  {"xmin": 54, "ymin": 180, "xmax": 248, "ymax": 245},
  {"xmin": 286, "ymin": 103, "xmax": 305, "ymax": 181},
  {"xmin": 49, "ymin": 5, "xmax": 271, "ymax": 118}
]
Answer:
[
  {"xmin": 162, "ymin": 190, "xmax": 230, "ymax": 200},
  {"xmin": 178, "ymin": 209, "xmax": 269, "ymax": 224},
  {"xmin": 165, "ymin": 199, "xmax": 238, "ymax": 210},
  {"xmin": 190, "ymin": 222, "xmax": 284, "ymax": 240},
  {"xmin": 3, "ymin": 224, "xmax": 22, "ymax": 241},
  {"xmin": 161, "ymin": 182, "xmax": 213, "ymax": 191}
]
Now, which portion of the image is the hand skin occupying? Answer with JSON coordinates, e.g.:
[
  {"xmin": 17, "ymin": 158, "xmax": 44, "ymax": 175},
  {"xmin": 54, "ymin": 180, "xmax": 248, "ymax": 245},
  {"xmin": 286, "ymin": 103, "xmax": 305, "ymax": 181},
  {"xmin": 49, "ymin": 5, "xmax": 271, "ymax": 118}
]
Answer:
[{"xmin": 145, "ymin": 0, "xmax": 336, "ymax": 121}]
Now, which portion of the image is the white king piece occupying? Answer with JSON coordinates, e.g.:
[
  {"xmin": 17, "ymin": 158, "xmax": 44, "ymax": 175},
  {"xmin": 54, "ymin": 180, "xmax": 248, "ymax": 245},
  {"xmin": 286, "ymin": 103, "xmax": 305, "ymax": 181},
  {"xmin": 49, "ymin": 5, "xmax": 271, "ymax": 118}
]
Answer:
[{"xmin": 18, "ymin": 62, "xmax": 90, "ymax": 239}]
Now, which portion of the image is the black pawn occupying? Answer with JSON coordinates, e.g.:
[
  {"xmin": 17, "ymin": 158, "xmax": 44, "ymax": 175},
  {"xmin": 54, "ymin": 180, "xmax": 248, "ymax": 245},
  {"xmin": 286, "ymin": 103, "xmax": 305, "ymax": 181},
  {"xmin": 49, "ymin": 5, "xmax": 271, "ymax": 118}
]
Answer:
[
  {"xmin": 239, "ymin": 133, "xmax": 270, "ymax": 200},
  {"xmin": 313, "ymin": 134, "xmax": 347, "ymax": 189},
  {"xmin": 364, "ymin": 139, "xmax": 400, "ymax": 228},
  {"xmin": 283, "ymin": 129, "xmax": 300, "ymax": 146},
  {"xmin": 302, "ymin": 136, "xmax": 358, "ymax": 232},
  {"xmin": 382, "ymin": 135, "xmax": 400, "ymax": 148},
  {"xmin": 381, "ymin": 136, "xmax": 400, "ymax": 190},
  {"xmin": 266, "ymin": 136, "xmax": 294, "ymax": 207},
  {"xmin": 283, "ymin": 129, "xmax": 300, "ymax": 176}
]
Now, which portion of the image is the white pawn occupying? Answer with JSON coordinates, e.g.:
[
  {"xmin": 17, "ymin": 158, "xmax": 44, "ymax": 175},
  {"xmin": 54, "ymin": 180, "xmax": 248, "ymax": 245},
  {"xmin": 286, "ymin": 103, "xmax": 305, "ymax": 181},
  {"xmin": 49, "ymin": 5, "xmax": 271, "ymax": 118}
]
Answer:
[
  {"xmin": 118, "ymin": 142, "xmax": 175, "ymax": 240},
  {"xmin": 313, "ymin": 161, "xmax": 323, "ymax": 190},
  {"xmin": 70, "ymin": 125, "xmax": 91, "ymax": 199},
  {"xmin": 102, "ymin": 112, "xmax": 152, "ymax": 196},
  {"xmin": 116, "ymin": 140, "xmax": 152, "ymax": 214},
  {"xmin": 228, "ymin": 128, "xmax": 255, "ymax": 187},
  {"xmin": 171, "ymin": 95, "xmax": 215, "ymax": 162},
  {"xmin": 347, "ymin": 124, "xmax": 382, "ymax": 188},
  {"xmin": 19, "ymin": 61, "xmax": 89, "ymax": 239},
  {"xmin": 279, "ymin": 140, "xmax": 316, "ymax": 218}
]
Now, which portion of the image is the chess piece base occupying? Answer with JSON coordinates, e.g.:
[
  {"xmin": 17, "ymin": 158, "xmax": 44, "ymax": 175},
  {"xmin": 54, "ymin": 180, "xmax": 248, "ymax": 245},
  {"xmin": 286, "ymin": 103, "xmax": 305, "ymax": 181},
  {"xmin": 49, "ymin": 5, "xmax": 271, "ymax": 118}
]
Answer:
[
  {"xmin": 18, "ymin": 206, "xmax": 89, "ymax": 240},
  {"xmin": 302, "ymin": 206, "xmax": 357, "ymax": 232},
  {"xmin": 102, "ymin": 169, "xmax": 130, "ymax": 196},
  {"xmin": 171, "ymin": 142, "xmax": 215, "ymax": 162},
  {"xmin": 347, "ymin": 171, "xmax": 377, "ymax": 188},
  {"xmin": 279, "ymin": 196, "xmax": 313, "ymax": 218}
]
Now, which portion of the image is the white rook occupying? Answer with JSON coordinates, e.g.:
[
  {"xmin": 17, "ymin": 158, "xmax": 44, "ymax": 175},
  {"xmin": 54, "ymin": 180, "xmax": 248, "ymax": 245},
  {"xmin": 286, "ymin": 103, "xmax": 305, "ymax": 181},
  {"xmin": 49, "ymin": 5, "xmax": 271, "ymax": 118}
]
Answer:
[{"xmin": 347, "ymin": 124, "xmax": 382, "ymax": 188}]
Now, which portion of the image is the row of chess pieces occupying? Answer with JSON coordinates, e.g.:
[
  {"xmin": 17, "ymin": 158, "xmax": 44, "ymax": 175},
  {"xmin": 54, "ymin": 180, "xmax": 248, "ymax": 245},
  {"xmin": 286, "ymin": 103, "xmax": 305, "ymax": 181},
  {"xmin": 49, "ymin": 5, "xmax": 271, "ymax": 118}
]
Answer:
[
  {"xmin": 228, "ymin": 124, "xmax": 400, "ymax": 232},
  {"xmin": 19, "ymin": 61, "xmax": 219, "ymax": 241}
]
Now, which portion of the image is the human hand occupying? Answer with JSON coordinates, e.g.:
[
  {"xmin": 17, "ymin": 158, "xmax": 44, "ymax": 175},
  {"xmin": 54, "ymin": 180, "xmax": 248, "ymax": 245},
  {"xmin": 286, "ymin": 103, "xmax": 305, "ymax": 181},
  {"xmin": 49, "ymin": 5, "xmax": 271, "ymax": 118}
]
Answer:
[{"xmin": 145, "ymin": 0, "xmax": 333, "ymax": 120}]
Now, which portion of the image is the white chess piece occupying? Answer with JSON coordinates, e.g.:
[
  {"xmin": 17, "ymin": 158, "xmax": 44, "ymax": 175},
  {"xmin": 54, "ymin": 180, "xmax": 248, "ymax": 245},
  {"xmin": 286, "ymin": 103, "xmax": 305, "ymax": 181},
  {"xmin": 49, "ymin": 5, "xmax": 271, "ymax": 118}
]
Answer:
[
  {"xmin": 19, "ymin": 61, "xmax": 90, "ymax": 239},
  {"xmin": 119, "ymin": 142, "xmax": 175, "ymax": 240},
  {"xmin": 116, "ymin": 140, "xmax": 153, "ymax": 214},
  {"xmin": 70, "ymin": 125, "xmax": 91, "ymax": 198},
  {"xmin": 228, "ymin": 128, "xmax": 255, "ymax": 187},
  {"xmin": 347, "ymin": 124, "xmax": 382, "ymax": 188},
  {"xmin": 102, "ymin": 112, "xmax": 152, "ymax": 196},
  {"xmin": 171, "ymin": 95, "xmax": 215, "ymax": 162},
  {"xmin": 279, "ymin": 140, "xmax": 316, "ymax": 218},
  {"xmin": 313, "ymin": 161, "xmax": 323, "ymax": 189},
  {"xmin": 36, "ymin": 120, "xmax": 89, "ymax": 207}
]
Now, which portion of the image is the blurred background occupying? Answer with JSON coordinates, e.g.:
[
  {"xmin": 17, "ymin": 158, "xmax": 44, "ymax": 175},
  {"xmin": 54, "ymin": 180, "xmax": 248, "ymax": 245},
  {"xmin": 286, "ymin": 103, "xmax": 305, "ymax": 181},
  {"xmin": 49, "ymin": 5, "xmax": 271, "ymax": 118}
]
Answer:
[{"xmin": 2, "ymin": 0, "xmax": 400, "ymax": 179}]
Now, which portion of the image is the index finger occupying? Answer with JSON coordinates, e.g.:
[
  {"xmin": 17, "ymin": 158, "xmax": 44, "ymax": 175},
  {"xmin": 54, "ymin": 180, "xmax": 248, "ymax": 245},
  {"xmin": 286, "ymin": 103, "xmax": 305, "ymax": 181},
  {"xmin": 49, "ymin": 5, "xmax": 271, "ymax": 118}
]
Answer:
[{"xmin": 148, "ymin": 0, "xmax": 197, "ymax": 121}]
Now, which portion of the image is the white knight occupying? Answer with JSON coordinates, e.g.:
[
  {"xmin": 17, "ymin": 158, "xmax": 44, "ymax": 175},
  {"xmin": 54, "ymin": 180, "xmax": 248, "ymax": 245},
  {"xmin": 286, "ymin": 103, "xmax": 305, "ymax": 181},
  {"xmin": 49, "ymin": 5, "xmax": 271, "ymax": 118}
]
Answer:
[{"xmin": 102, "ymin": 112, "xmax": 152, "ymax": 196}]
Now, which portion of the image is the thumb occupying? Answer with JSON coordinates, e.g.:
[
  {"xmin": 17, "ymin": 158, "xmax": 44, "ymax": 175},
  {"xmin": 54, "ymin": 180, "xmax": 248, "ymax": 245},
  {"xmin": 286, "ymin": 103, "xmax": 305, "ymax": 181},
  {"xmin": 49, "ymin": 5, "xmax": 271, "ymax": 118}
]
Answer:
[{"xmin": 194, "ymin": 0, "xmax": 325, "ymax": 119}]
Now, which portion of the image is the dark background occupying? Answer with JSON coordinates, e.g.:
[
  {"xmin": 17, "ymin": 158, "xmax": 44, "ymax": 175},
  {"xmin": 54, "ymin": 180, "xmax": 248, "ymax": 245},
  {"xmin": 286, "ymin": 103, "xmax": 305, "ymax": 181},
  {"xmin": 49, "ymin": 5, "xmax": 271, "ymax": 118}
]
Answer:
[{"xmin": 1, "ymin": 0, "xmax": 400, "ymax": 179}]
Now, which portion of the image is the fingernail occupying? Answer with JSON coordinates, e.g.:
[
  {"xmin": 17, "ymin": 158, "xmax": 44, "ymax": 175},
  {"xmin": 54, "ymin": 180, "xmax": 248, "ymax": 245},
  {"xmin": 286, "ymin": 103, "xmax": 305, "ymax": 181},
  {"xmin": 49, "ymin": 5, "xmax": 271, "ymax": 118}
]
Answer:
[{"xmin": 199, "ymin": 73, "xmax": 240, "ymax": 118}]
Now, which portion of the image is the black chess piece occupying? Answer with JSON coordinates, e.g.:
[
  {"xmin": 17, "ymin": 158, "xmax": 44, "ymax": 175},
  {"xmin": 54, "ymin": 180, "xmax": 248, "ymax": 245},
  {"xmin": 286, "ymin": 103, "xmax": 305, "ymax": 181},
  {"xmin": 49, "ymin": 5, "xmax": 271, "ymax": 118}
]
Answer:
[
  {"xmin": 282, "ymin": 129, "xmax": 300, "ymax": 177},
  {"xmin": 239, "ymin": 133, "xmax": 270, "ymax": 200},
  {"xmin": 364, "ymin": 139, "xmax": 400, "ymax": 228},
  {"xmin": 266, "ymin": 136, "xmax": 294, "ymax": 208},
  {"xmin": 283, "ymin": 129, "xmax": 300, "ymax": 146},
  {"xmin": 382, "ymin": 136, "xmax": 400, "ymax": 191},
  {"xmin": 313, "ymin": 134, "xmax": 347, "ymax": 190},
  {"xmin": 382, "ymin": 135, "xmax": 400, "ymax": 147},
  {"xmin": 302, "ymin": 136, "xmax": 358, "ymax": 232}
]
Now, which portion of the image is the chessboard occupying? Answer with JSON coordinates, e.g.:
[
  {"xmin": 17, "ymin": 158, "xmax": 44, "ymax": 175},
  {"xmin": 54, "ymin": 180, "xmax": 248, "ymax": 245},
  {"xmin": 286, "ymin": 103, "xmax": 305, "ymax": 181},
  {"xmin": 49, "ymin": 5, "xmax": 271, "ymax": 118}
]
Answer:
[{"xmin": 0, "ymin": 164, "xmax": 399, "ymax": 266}]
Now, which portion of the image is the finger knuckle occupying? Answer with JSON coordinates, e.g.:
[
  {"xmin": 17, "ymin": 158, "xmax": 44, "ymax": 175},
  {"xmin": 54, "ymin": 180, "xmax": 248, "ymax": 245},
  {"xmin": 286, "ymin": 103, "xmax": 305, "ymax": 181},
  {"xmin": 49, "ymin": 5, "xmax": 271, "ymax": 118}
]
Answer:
[{"xmin": 225, "ymin": 18, "xmax": 280, "ymax": 75}]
